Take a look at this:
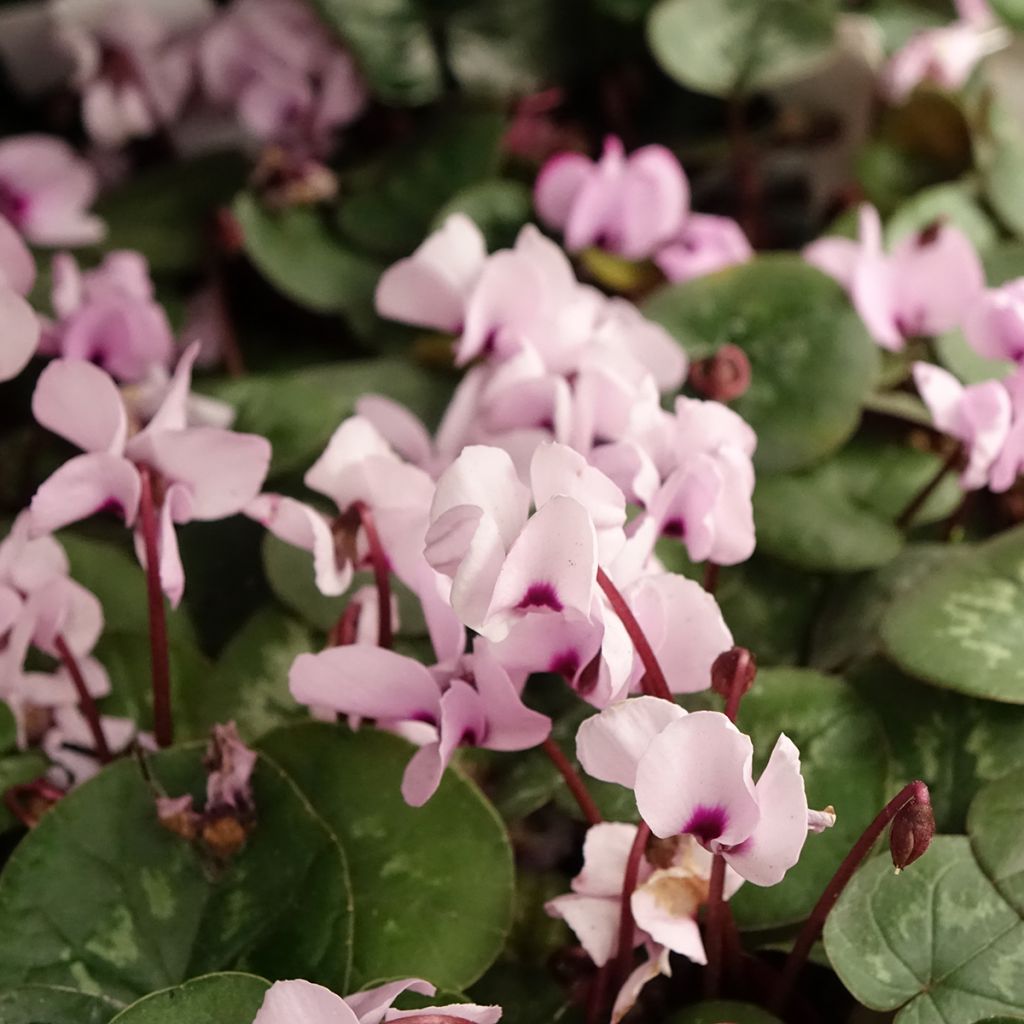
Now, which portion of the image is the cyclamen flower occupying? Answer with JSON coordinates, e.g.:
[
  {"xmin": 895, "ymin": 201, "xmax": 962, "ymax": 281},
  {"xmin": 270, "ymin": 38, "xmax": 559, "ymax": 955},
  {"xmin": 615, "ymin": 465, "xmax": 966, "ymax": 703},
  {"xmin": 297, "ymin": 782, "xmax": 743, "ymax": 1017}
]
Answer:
[
  {"xmin": 40, "ymin": 250, "xmax": 174, "ymax": 382},
  {"xmin": 290, "ymin": 640, "xmax": 550, "ymax": 806},
  {"xmin": 805, "ymin": 204, "xmax": 984, "ymax": 351},
  {"xmin": 29, "ymin": 345, "xmax": 271, "ymax": 606},
  {"xmin": 577, "ymin": 698, "xmax": 834, "ymax": 886},
  {"xmin": 0, "ymin": 134, "xmax": 104, "ymax": 246},
  {"xmin": 252, "ymin": 977, "xmax": 499, "ymax": 1024},
  {"xmin": 0, "ymin": 214, "xmax": 40, "ymax": 382},
  {"xmin": 912, "ymin": 362, "xmax": 1015, "ymax": 491},
  {"xmin": 56, "ymin": 0, "xmax": 206, "ymax": 148},
  {"xmin": 199, "ymin": 0, "xmax": 367, "ymax": 153},
  {"xmin": 654, "ymin": 214, "xmax": 753, "ymax": 285},
  {"xmin": 546, "ymin": 823, "xmax": 742, "ymax": 1017},
  {"xmin": 964, "ymin": 278, "xmax": 1024, "ymax": 365}
]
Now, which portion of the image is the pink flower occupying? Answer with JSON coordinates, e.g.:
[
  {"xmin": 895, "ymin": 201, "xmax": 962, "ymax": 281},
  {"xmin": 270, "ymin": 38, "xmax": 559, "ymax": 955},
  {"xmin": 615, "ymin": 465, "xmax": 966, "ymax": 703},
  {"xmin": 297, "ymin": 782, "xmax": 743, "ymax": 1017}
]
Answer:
[
  {"xmin": 913, "ymin": 362, "xmax": 1014, "ymax": 491},
  {"xmin": 577, "ymin": 698, "xmax": 832, "ymax": 886},
  {"xmin": 546, "ymin": 822, "xmax": 742, "ymax": 1016},
  {"xmin": 0, "ymin": 214, "xmax": 40, "ymax": 382},
  {"xmin": 290, "ymin": 640, "xmax": 550, "ymax": 806},
  {"xmin": 964, "ymin": 278, "xmax": 1024, "ymax": 364},
  {"xmin": 805, "ymin": 204, "xmax": 985, "ymax": 351},
  {"xmin": 534, "ymin": 136, "xmax": 689, "ymax": 260},
  {"xmin": 252, "ymin": 977, "xmax": 500, "ymax": 1024},
  {"xmin": 199, "ymin": 0, "xmax": 367, "ymax": 153},
  {"xmin": 654, "ymin": 213, "xmax": 753, "ymax": 284},
  {"xmin": 57, "ymin": 0, "xmax": 206, "ymax": 148},
  {"xmin": 0, "ymin": 134, "xmax": 104, "ymax": 246},
  {"xmin": 29, "ymin": 345, "xmax": 271, "ymax": 606},
  {"xmin": 40, "ymin": 250, "xmax": 174, "ymax": 382}
]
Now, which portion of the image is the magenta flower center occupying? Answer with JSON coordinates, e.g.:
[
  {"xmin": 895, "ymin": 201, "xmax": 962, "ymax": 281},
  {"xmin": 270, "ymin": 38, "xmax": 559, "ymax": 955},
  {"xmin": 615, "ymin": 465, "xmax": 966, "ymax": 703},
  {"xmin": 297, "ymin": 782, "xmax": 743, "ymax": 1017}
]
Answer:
[
  {"xmin": 517, "ymin": 582, "xmax": 564, "ymax": 611},
  {"xmin": 684, "ymin": 804, "xmax": 728, "ymax": 844}
]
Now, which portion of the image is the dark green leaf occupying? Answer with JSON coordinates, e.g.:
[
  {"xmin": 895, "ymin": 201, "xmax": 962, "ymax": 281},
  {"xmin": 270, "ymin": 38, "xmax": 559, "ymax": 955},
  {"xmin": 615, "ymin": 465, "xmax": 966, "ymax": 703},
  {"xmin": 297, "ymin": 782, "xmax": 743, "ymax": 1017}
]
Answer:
[
  {"xmin": 824, "ymin": 836, "xmax": 1024, "ymax": 1022},
  {"xmin": 669, "ymin": 1002, "xmax": 783, "ymax": 1024},
  {"xmin": 644, "ymin": 256, "xmax": 879, "ymax": 471},
  {"xmin": 468, "ymin": 963, "xmax": 573, "ymax": 1024},
  {"xmin": 0, "ymin": 703, "xmax": 15, "ymax": 753},
  {"xmin": 109, "ymin": 973, "xmax": 270, "ymax": 1024},
  {"xmin": 338, "ymin": 113, "xmax": 505, "ymax": 259},
  {"xmin": 991, "ymin": 0, "xmax": 1024, "ymax": 28},
  {"xmin": 263, "ymin": 532, "xmax": 347, "ymax": 632},
  {"xmin": 730, "ymin": 669, "xmax": 888, "ymax": 929},
  {"xmin": 647, "ymin": 0, "xmax": 838, "ymax": 98},
  {"xmin": 0, "ymin": 753, "xmax": 58, "ymax": 834},
  {"xmin": 259, "ymin": 723, "xmax": 513, "ymax": 990},
  {"xmin": 0, "ymin": 747, "xmax": 353, "ymax": 1001},
  {"xmin": 233, "ymin": 193, "xmax": 382, "ymax": 328},
  {"xmin": 882, "ymin": 524, "xmax": 1024, "ymax": 703},
  {"xmin": 433, "ymin": 180, "xmax": 533, "ymax": 251},
  {"xmin": 969, "ymin": 768, "xmax": 1024, "ymax": 914},
  {"xmin": 0, "ymin": 985, "xmax": 119, "ymax": 1024}
]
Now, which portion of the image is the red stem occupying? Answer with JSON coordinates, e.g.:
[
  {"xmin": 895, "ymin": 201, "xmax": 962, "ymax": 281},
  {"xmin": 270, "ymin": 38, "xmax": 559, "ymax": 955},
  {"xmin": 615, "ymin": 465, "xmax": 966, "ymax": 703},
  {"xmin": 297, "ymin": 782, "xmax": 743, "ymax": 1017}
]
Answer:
[
  {"xmin": 703, "ymin": 854, "xmax": 728, "ymax": 998},
  {"xmin": 542, "ymin": 737, "xmax": 602, "ymax": 826},
  {"xmin": 597, "ymin": 568, "xmax": 673, "ymax": 702},
  {"xmin": 139, "ymin": 467, "xmax": 173, "ymax": 748},
  {"xmin": 53, "ymin": 634, "xmax": 111, "ymax": 764},
  {"xmin": 352, "ymin": 500, "xmax": 392, "ymax": 649},
  {"xmin": 771, "ymin": 780, "xmax": 931, "ymax": 1013},
  {"xmin": 613, "ymin": 821, "xmax": 651, "ymax": 989},
  {"xmin": 896, "ymin": 445, "xmax": 962, "ymax": 530},
  {"xmin": 703, "ymin": 561, "xmax": 720, "ymax": 596},
  {"xmin": 4, "ymin": 779, "xmax": 65, "ymax": 828},
  {"xmin": 328, "ymin": 601, "xmax": 362, "ymax": 648}
]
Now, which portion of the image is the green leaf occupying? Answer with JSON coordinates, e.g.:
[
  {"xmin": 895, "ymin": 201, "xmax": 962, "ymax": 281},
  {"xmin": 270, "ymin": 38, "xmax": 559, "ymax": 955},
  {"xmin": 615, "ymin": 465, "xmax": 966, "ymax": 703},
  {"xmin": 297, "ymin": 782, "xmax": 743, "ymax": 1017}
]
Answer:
[
  {"xmin": 646, "ymin": 0, "xmax": 838, "ymax": 98},
  {"xmin": 94, "ymin": 153, "xmax": 248, "ymax": 275},
  {"xmin": 730, "ymin": 669, "xmax": 888, "ymax": 929},
  {"xmin": 259, "ymin": 723, "xmax": 514, "ymax": 990},
  {"xmin": 209, "ymin": 359, "xmax": 453, "ymax": 477},
  {"xmin": 0, "ymin": 753, "xmax": 50, "ymax": 834},
  {"xmin": 824, "ymin": 836, "xmax": 1024, "ymax": 1023},
  {"xmin": 0, "ymin": 985, "xmax": 119, "ymax": 1023},
  {"xmin": 848, "ymin": 660, "xmax": 1024, "ymax": 832},
  {"xmin": 882, "ymin": 524, "xmax": 1024, "ymax": 703},
  {"xmin": 434, "ymin": 180, "xmax": 533, "ymax": 251},
  {"xmin": 991, "ymin": 0, "xmax": 1024, "ymax": 28},
  {"xmin": 109, "ymin": 973, "xmax": 270, "ymax": 1024},
  {"xmin": 468, "ymin": 963, "xmax": 572, "ymax": 1024},
  {"xmin": 886, "ymin": 181, "xmax": 998, "ymax": 254},
  {"xmin": 233, "ymin": 193, "xmax": 382, "ymax": 328},
  {"xmin": 263, "ymin": 532, "xmax": 346, "ymax": 632},
  {"xmin": 338, "ymin": 113, "xmax": 505, "ymax": 259},
  {"xmin": 669, "ymin": 1002, "xmax": 783, "ymax": 1024},
  {"xmin": 0, "ymin": 703, "xmax": 15, "ymax": 753},
  {"xmin": 968, "ymin": 768, "xmax": 1024, "ymax": 914},
  {"xmin": 643, "ymin": 256, "xmax": 879, "ymax": 472},
  {"xmin": 0, "ymin": 747, "xmax": 353, "ymax": 1002},
  {"xmin": 178, "ymin": 608, "xmax": 312, "ymax": 742},
  {"xmin": 309, "ymin": 0, "xmax": 443, "ymax": 105}
]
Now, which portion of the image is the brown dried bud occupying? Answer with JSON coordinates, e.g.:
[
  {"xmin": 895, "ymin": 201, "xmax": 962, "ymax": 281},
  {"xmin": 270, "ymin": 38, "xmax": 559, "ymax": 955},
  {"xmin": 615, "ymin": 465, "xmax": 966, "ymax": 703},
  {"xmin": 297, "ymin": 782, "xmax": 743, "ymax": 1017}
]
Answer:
[
  {"xmin": 711, "ymin": 647, "xmax": 757, "ymax": 703},
  {"xmin": 157, "ymin": 795, "xmax": 200, "ymax": 842},
  {"xmin": 890, "ymin": 796, "xmax": 935, "ymax": 872},
  {"xmin": 201, "ymin": 810, "xmax": 251, "ymax": 863},
  {"xmin": 688, "ymin": 344, "xmax": 752, "ymax": 402}
]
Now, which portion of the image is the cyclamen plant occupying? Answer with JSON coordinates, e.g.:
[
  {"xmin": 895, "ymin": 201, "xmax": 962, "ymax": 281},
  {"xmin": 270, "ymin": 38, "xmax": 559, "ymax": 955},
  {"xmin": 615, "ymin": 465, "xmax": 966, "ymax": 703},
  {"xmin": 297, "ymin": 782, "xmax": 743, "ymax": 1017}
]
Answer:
[{"xmin": 3, "ymin": 0, "xmax": 1024, "ymax": 1022}]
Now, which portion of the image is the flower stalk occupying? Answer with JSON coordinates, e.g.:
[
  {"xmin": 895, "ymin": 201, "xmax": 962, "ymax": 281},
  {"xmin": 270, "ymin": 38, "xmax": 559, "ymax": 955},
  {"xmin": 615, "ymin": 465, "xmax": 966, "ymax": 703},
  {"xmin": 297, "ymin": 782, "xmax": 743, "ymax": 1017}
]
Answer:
[
  {"xmin": 139, "ymin": 466, "xmax": 174, "ymax": 749},
  {"xmin": 895, "ymin": 444, "xmax": 962, "ymax": 530},
  {"xmin": 542, "ymin": 737, "xmax": 603, "ymax": 826},
  {"xmin": 613, "ymin": 821, "xmax": 651, "ymax": 988},
  {"xmin": 53, "ymin": 633, "xmax": 111, "ymax": 764},
  {"xmin": 352, "ymin": 500, "xmax": 393, "ymax": 649}
]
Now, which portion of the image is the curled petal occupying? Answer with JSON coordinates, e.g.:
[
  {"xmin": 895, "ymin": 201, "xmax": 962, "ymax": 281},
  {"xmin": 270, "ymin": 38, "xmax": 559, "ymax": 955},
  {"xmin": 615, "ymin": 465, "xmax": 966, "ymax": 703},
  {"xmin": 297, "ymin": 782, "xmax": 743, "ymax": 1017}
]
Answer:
[
  {"xmin": 345, "ymin": 979, "xmax": 435, "ymax": 1024},
  {"xmin": 631, "ymin": 883, "xmax": 706, "ymax": 963},
  {"xmin": 534, "ymin": 152, "xmax": 593, "ymax": 231},
  {"xmin": 254, "ymin": 980, "xmax": 360, "ymax": 1024},
  {"xmin": 545, "ymin": 893, "xmax": 624, "ymax": 967},
  {"xmin": 471, "ymin": 641, "xmax": 551, "ymax": 751},
  {"xmin": 32, "ymin": 358, "xmax": 126, "ymax": 453},
  {"xmin": 356, "ymin": 394, "xmax": 434, "ymax": 469},
  {"xmin": 573, "ymin": 821, "xmax": 644, "ymax": 898},
  {"xmin": 30, "ymin": 452, "xmax": 141, "ymax": 534}
]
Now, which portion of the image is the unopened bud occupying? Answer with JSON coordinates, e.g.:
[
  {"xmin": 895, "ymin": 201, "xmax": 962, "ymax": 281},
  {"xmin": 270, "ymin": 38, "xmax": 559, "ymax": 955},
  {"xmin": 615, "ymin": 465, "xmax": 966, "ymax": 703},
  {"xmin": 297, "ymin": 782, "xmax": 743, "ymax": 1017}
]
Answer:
[
  {"xmin": 890, "ymin": 792, "xmax": 935, "ymax": 872},
  {"xmin": 711, "ymin": 647, "xmax": 757, "ymax": 702},
  {"xmin": 201, "ymin": 810, "xmax": 250, "ymax": 863},
  {"xmin": 688, "ymin": 344, "xmax": 752, "ymax": 402}
]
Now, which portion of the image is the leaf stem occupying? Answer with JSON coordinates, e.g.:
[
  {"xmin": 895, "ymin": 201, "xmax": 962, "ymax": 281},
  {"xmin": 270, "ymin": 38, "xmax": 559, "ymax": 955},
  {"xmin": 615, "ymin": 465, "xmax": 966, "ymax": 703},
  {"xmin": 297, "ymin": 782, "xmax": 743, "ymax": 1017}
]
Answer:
[
  {"xmin": 139, "ymin": 466, "xmax": 173, "ymax": 749},
  {"xmin": 771, "ymin": 780, "xmax": 931, "ymax": 1013},
  {"xmin": 542, "ymin": 737, "xmax": 602, "ymax": 826},
  {"xmin": 53, "ymin": 634, "xmax": 112, "ymax": 764},
  {"xmin": 895, "ymin": 445, "xmax": 962, "ymax": 530},
  {"xmin": 596, "ymin": 568, "xmax": 673, "ymax": 702},
  {"xmin": 352, "ymin": 500, "xmax": 393, "ymax": 649}
]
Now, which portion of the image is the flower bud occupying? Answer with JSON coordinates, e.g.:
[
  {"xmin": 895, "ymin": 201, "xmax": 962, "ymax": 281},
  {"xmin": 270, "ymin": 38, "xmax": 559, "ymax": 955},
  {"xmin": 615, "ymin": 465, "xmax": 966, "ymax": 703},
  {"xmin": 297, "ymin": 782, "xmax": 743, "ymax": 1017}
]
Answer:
[
  {"xmin": 711, "ymin": 646, "xmax": 757, "ymax": 702},
  {"xmin": 890, "ymin": 794, "xmax": 935, "ymax": 872},
  {"xmin": 688, "ymin": 344, "xmax": 752, "ymax": 402}
]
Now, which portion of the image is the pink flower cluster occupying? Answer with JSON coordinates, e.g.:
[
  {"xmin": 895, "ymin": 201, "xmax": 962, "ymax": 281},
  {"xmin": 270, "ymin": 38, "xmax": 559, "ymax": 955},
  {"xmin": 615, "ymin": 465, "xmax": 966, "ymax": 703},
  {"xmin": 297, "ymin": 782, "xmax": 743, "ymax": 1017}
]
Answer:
[{"xmin": 534, "ymin": 136, "xmax": 752, "ymax": 283}]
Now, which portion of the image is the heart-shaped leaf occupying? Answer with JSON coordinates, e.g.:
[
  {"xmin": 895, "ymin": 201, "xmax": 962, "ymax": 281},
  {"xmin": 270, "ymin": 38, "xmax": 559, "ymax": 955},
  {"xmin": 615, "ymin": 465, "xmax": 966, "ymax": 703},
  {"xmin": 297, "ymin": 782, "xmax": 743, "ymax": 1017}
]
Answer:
[
  {"xmin": 882, "ymin": 524, "xmax": 1024, "ymax": 703},
  {"xmin": 968, "ymin": 768, "xmax": 1024, "ymax": 914},
  {"xmin": 824, "ymin": 836, "xmax": 1024, "ymax": 1022},
  {"xmin": 670, "ymin": 1001, "xmax": 783, "ymax": 1024},
  {"xmin": 0, "ymin": 753, "xmax": 50, "ymax": 833},
  {"xmin": 643, "ymin": 256, "xmax": 880, "ymax": 472},
  {"xmin": 434, "ymin": 180, "xmax": 533, "ymax": 251},
  {"xmin": 258, "ymin": 723, "xmax": 514, "ymax": 991},
  {"xmin": 0, "ymin": 747, "xmax": 353, "ymax": 1002},
  {"xmin": 109, "ymin": 973, "xmax": 270, "ymax": 1024},
  {"xmin": 0, "ymin": 985, "xmax": 119, "ymax": 1023}
]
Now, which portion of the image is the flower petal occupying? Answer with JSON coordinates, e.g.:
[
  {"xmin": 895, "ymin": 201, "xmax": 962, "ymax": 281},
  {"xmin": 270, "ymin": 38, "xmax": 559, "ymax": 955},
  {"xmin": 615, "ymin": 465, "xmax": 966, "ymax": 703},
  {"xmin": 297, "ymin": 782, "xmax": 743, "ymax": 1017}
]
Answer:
[
  {"xmin": 345, "ymin": 979, "xmax": 434, "ymax": 1024},
  {"xmin": 534, "ymin": 152, "xmax": 594, "ymax": 231},
  {"xmin": 573, "ymin": 821, "xmax": 643, "ymax": 897},
  {"xmin": 32, "ymin": 358, "xmax": 126, "ymax": 453},
  {"xmin": 545, "ymin": 893, "xmax": 623, "ymax": 966},
  {"xmin": 0, "ymin": 284, "xmax": 39, "ymax": 383},
  {"xmin": 30, "ymin": 452, "xmax": 141, "ymax": 534},
  {"xmin": 470, "ymin": 641, "xmax": 551, "ymax": 751},
  {"xmin": 253, "ymin": 980, "xmax": 360, "ymax": 1024}
]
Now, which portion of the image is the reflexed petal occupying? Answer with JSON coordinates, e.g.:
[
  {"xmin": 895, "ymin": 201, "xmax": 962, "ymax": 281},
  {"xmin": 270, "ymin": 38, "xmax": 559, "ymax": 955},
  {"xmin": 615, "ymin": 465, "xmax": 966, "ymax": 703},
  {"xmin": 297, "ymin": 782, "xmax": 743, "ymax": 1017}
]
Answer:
[
  {"xmin": 576, "ymin": 696, "xmax": 687, "ymax": 788},
  {"xmin": 803, "ymin": 236, "xmax": 860, "ymax": 289},
  {"xmin": 388, "ymin": 1005, "xmax": 500, "ymax": 1024},
  {"xmin": 0, "ymin": 284, "xmax": 39, "ymax": 384},
  {"xmin": 345, "ymin": 979, "xmax": 435, "ymax": 1024},
  {"xmin": 573, "ymin": 821, "xmax": 642, "ymax": 897},
  {"xmin": 253, "ymin": 980, "xmax": 360, "ymax": 1024},
  {"xmin": 534, "ymin": 152, "xmax": 593, "ymax": 231},
  {"xmin": 0, "ymin": 214, "xmax": 35, "ymax": 296},
  {"xmin": 634, "ymin": 711, "xmax": 759, "ymax": 844},
  {"xmin": 631, "ymin": 883, "xmax": 706, "ymax": 963},
  {"xmin": 618, "ymin": 144, "xmax": 689, "ymax": 259},
  {"xmin": 470, "ymin": 641, "xmax": 551, "ymax": 751},
  {"xmin": 144, "ymin": 341, "xmax": 200, "ymax": 434},
  {"xmin": 610, "ymin": 945, "xmax": 671, "ymax": 1024},
  {"xmin": 356, "ymin": 394, "xmax": 434, "ymax": 469},
  {"xmin": 30, "ymin": 452, "xmax": 141, "ymax": 534},
  {"xmin": 545, "ymin": 893, "xmax": 623, "ymax": 966},
  {"xmin": 723, "ymin": 734, "xmax": 809, "ymax": 886},
  {"xmin": 912, "ymin": 362, "xmax": 966, "ymax": 436},
  {"xmin": 655, "ymin": 213, "xmax": 751, "ymax": 284},
  {"xmin": 32, "ymin": 358, "xmax": 126, "ymax": 453}
]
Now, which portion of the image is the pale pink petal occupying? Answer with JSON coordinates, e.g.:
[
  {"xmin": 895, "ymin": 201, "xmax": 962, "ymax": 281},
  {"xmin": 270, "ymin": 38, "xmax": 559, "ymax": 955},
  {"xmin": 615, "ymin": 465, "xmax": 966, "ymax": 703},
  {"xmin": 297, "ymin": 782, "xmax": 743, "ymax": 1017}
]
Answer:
[
  {"xmin": 253, "ymin": 980, "xmax": 360, "ymax": 1024},
  {"xmin": 27, "ymin": 576, "xmax": 103, "ymax": 656},
  {"xmin": 0, "ymin": 214, "xmax": 35, "ymax": 295},
  {"xmin": 534, "ymin": 152, "xmax": 593, "ymax": 231},
  {"xmin": 576, "ymin": 696, "xmax": 687, "ymax": 788},
  {"xmin": 610, "ymin": 946, "xmax": 671, "ymax": 1024},
  {"xmin": 290, "ymin": 645, "xmax": 442, "ymax": 722},
  {"xmin": 144, "ymin": 341, "xmax": 200, "ymax": 434},
  {"xmin": 964, "ymin": 281, "xmax": 1024, "ymax": 363},
  {"xmin": 32, "ymin": 358, "xmax": 127, "ymax": 454},
  {"xmin": 356, "ymin": 394, "xmax": 434, "ymax": 468},
  {"xmin": 723, "ymin": 734, "xmax": 809, "ymax": 886},
  {"xmin": 30, "ymin": 452, "xmax": 141, "ymax": 534},
  {"xmin": 959, "ymin": 380, "xmax": 1013, "ymax": 489},
  {"xmin": 470, "ymin": 641, "xmax": 551, "ymax": 751},
  {"xmin": 655, "ymin": 213, "xmax": 752, "ymax": 284},
  {"xmin": 388, "ymin": 1005, "xmax": 500, "ymax": 1024},
  {"xmin": 913, "ymin": 362, "xmax": 966, "ymax": 436},
  {"xmin": 573, "ymin": 822, "xmax": 643, "ymax": 897},
  {"xmin": 304, "ymin": 416, "xmax": 394, "ymax": 506},
  {"xmin": 0, "ymin": 585, "xmax": 22, "ymax": 636},
  {"xmin": 545, "ymin": 893, "xmax": 623, "ymax": 966},
  {"xmin": 564, "ymin": 137, "xmax": 625, "ymax": 253},
  {"xmin": 803, "ymin": 236, "xmax": 860, "ymax": 289},
  {"xmin": 634, "ymin": 711, "xmax": 759, "ymax": 845},
  {"xmin": 133, "ymin": 481, "xmax": 190, "ymax": 607},
  {"xmin": 0, "ymin": 285, "xmax": 39, "ymax": 383},
  {"xmin": 617, "ymin": 145, "xmax": 689, "ymax": 260},
  {"xmin": 345, "ymin": 979, "xmax": 434, "ymax": 1024},
  {"xmin": 631, "ymin": 886, "xmax": 706, "ymax": 963},
  {"xmin": 126, "ymin": 426, "xmax": 271, "ymax": 519}
]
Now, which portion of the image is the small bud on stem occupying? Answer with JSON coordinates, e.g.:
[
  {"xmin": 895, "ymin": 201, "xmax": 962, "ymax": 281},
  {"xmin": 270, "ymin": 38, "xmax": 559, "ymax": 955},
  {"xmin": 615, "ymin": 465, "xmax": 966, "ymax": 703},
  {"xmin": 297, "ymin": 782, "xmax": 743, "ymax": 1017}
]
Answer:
[
  {"xmin": 711, "ymin": 646, "xmax": 756, "ymax": 722},
  {"xmin": 688, "ymin": 344, "xmax": 751, "ymax": 402}
]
